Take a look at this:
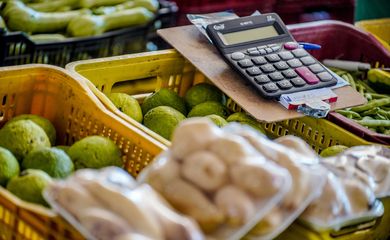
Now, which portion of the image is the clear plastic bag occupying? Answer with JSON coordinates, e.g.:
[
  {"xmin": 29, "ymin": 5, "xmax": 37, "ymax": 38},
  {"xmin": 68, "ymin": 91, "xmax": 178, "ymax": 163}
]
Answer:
[
  {"xmin": 137, "ymin": 118, "xmax": 292, "ymax": 240},
  {"xmin": 44, "ymin": 167, "xmax": 204, "ymax": 240},
  {"xmin": 224, "ymin": 124, "xmax": 327, "ymax": 239},
  {"xmin": 300, "ymin": 170, "xmax": 384, "ymax": 232},
  {"xmin": 322, "ymin": 145, "xmax": 390, "ymax": 198}
]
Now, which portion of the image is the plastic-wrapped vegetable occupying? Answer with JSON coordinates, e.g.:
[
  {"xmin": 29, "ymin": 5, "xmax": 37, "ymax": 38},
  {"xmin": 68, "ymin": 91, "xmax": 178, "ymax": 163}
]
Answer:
[{"xmin": 138, "ymin": 118, "xmax": 292, "ymax": 240}]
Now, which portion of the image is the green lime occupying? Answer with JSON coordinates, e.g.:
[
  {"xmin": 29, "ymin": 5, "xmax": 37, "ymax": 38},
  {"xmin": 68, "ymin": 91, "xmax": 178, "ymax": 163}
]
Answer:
[
  {"xmin": 0, "ymin": 120, "xmax": 51, "ymax": 161},
  {"xmin": 143, "ymin": 106, "xmax": 186, "ymax": 140},
  {"xmin": 205, "ymin": 114, "xmax": 228, "ymax": 127},
  {"xmin": 109, "ymin": 93, "xmax": 143, "ymax": 123},
  {"xmin": 227, "ymin": 112, "xmax": 266, "ymax": 135},
  {"xmin": 187, "ymin": 101, "xmax": 229, "ymax": 119},
  {"xmin": 320, "ymin": 145, "xmax": 349, "ymax": 158},
  {"xmin": 22, "ymin": 147, "xmax": 73, "ymax": 178},
  {"xmin": 68, "ymin": 136, "xmax": 122, "ymax": 170},
  {"xmin": 0, "ymin": 147, "xmax": 20, "ymax": 186},
  {"xmin": 6, "ymin": 169, "xmax": 52, "ymax": 206},
  {"xmin": 141, "ymin": 88, "xmax": 187, "ymax": 115},
  {"xmin": 7, "ymin": 114, "xmax": 56, "ymax": 145},
  {"xmin": 185, "ymin": 83, "xmax": 225, "ymax": 109}
]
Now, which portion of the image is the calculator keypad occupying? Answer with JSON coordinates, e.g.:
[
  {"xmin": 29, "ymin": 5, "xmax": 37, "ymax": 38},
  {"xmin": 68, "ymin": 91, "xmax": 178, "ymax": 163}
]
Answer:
[
  {"xmin": 274, "ymin": 61, "xmax": 289, "ymax": 70},
  {"xmin": 260, "ymin": 64, "xmax": 276, "ymax": 73},
  {"xmin": 252, "ymin": 56, "xmax": 267, "ymax": 65},
  {"xmin": 246, "ymin": 67, "xmax": 261, "ymax": 76},
  {"xmin": 238, "ymin": 59, "xmax": 254, "ymax": 68},
  {"xmin": 228, "ymin": 42, "xmax": 337, "ymax": 98}
]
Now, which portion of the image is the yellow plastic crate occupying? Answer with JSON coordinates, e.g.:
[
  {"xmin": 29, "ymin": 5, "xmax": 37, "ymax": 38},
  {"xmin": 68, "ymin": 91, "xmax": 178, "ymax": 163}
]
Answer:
[
  {"xmin": 355, "ymin": 18, "xmax": 390, "ymax": 52},
  {"xmin": 0, "ymin": 64, "xmax": 166, "ymax": 240},
  {"xmin": 67, "ymin": 49, "xmax": 372, "ymax": 153}
]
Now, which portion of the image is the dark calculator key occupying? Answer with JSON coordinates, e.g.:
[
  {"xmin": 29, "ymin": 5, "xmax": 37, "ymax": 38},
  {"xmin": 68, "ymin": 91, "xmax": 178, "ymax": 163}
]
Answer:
[
  {"xmin": 317, "ymin": 72, "xmax": 333, "ymax": 81},
  {"xmin": 292, "ymin": 49, "xmax": 308, "ymax": 58},
  {"xmin": 291, "ymin": 77, "xmax": 306, "ymax": 87},
  {"xmin": 246, "ymin": 67, "xmax": 261, "ymax": 76},
  {"xmin": 259, "ymin": 49, "xmax": 267, "ymax": 55},
  {"xmin": 248, "ymin": 51, "xmax": 261, "ymax": 56},
  {"xmin": 254, "ymin": 75, "xmax": 270, "ymax": 84},
  {"xmin": 263, "ymin": 82, "xmax": 278, "ymax": 92},
  {"xmin": 300, "ymin": 56, "xmax": 316, "ymax": 65},
  {"xmin": 231, "ymin": 52, "xmax": 245, "ymax": 60},
  {"xmin": 282, "ymin": 69, "xmax": 297, "ymax": 78},
  {"xmin": 278, "ymin": 51, "xmax": 294, "ymax": 60},
  {"xmin": 269, "ymin": 72, "xmax": 284, "ymax": 81},
  {"xmin": 260, "ymin": 64, "xmax": 276, "ymax": 73},
  {"xmin": 252, "ymin": 56, "xmax": 267, "ymax": 65},
  {"xmin": 277, "ymin": 80, "xmax": 293, "ymax": 89},
  {"xmin": 247, "ymin": 47, "xmax": 257, "ymax": 52},
  {"xmin": 274, "ymin": 61, "xmax": 289, "ymax": 70},
  {"xmin": 265, "ymin": 48, "xmax": 273, "ymax": 53},
  {"xmin": 271, "ymin": 46, "xmax": 281, "ymax": 52},
  {"xmin": 265, "ymin": 54, "xmax": 281, "ymax": 62},
  {"xmin": 287, "ymin": 59, "xmax": 303, "ymax": 68},
  {"xmin": 309, "ymin": 64, "xmax": 325, "ymax": 73},
  {"xmin": 238, "ymin": 59, "xmax": 254, "ymax": 68}
]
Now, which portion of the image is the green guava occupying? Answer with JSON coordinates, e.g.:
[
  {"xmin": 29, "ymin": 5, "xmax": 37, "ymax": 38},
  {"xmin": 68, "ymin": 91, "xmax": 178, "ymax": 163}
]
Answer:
[
  {"xmin": 143, "ymin": 106, "xmax": 186, "ymax": 140},
  {"xmin": 6, "ymin": 169, "xmax": 52, "ymax": 206},
  {"xmin": 185, "ymin": 83, "xmax": 225, "ymax": 109},
  {"xmin": 109, "ymin": 93, "xmax": 143, "ymax": 123},
  {"xmin": 7, "ymin": 114, "xmax": 56, "ymax": 145},
  {"xmin": 22, "ymin": 147, "xmax": 74, "ymax": 178},
  {"xmin": 141, "ymin": 88, "xmax": 187, "ymax": 115},
  {"xmin": 0, "ymin": 120, "xmax": 51, "ymax": 161},
  {"xmin": 187, "ymin": 101, "xmax": 229, "ymax": 119},
  {"xmin": 0, "ymin": 147, "xmax": 20, "ymax": 186},
  {"xmin": 68, "ymin": 136, "xmax": 122, "ymax": 170}
]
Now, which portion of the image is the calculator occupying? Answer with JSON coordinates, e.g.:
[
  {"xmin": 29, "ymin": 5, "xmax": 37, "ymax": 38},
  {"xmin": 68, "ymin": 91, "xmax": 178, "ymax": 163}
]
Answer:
[{"xmin": 206, "ymin": 13, "xmax": 338, "ymax": 99}]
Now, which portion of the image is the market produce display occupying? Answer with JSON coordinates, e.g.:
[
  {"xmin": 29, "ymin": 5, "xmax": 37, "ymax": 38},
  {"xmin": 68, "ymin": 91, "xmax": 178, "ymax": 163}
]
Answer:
[
  {"xmin": 138, "ymin": 118, "xmax": 389, "ymax": 239},
  {"xmin": 0, "ymin": 0, "xmax": 158, "ymax": 37},
  {"xmin": 0, "ymin": 114, "xmax": 123, "ymax": 207},
  {"xmin": 108, "ymin": 82, "xmax": 266, "ymax": 140},
  {"xmin": 331, "ymin": 68, "xmax": 390, "ymax": 135}
]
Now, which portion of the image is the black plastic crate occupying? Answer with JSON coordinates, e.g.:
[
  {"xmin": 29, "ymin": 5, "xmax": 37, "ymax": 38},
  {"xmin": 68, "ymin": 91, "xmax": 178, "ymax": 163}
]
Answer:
[{"xmin": 0, "ymin": 0, "xmax": 178, "ymax": 67}]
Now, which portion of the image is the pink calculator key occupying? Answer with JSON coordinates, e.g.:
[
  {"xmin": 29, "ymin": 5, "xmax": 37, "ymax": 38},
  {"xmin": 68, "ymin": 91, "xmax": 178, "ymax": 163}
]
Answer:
[{"xmin": 295, "ymin": 66, "xmax": 320, "ymax": 84}]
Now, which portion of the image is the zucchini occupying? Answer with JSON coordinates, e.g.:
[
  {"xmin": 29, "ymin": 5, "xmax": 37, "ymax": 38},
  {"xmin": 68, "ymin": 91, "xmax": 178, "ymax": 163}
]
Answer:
[
  {"xmin": 3, "ymin": 1, "xmax": 91, "ymax": 34},
  {"xmin": 67, "ymin": 7, "xmax": 154, "ymax": 37}
]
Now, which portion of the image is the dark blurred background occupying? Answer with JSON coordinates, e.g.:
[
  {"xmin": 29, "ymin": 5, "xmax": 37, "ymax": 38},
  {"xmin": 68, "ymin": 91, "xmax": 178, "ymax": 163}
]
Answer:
[{"xmin": 173, "ymin": 0, "xmax": 355, "ymax": 25}]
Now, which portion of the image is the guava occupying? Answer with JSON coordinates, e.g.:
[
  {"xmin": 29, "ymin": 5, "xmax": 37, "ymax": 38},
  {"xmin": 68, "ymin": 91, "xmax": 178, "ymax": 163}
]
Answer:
[
  {"xmin": 7, "ymin": 114, "xmax": 56, "ymax": 145},
  {"xmin": 227, "ymin": 112, "xmax": 266, "ymax": 135},
  {"xmin": 206, "ymin": 114, "xmax": 228, "ymax": 127},
  {"xmin": 22, "ymin": 147, "xmax": 74, "ymax": 178},
  {"xmin": 185, "ymin": 83, "xmax": 225, "ymax": 109},
  {"xmin": 109, "ymin": 93, "xmax": 143, "ymax": 123},
  {"xmin": 6, "ymin": 169, "xmax": 52, "ymax": 206},
  {"xmin": 68, "ymin": 136, "xmax": 122, "ymax": 170},
  {"xmin": 187, "ymin": 101, "xmax": 229, "ymax": 119},
  {"xmin": 0, "ymin": 147, "xmax": 19, "ymax": 186},
  {"xmin": 141, "ymin": 88, "xmax": 187, "ymax": 115},
  {"xmin": 0, "ymin": 120, "xmax": 51, "ymax": 161},
  {"xmin": 143, "ymin": 106, "xmax": 186, "ymax": 140}
]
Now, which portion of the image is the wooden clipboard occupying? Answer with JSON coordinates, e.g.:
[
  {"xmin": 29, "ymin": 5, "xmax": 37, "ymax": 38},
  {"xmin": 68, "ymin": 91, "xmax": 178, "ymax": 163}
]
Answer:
[{"xmin": 157, "ymin": 25, "xmax": 366, "ymax": 122}]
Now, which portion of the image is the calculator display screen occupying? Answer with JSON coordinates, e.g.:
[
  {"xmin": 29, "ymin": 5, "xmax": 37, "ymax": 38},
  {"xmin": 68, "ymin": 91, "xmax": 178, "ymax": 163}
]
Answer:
[{"xmin": 219, "ymin": 25, "xmax": 279, "ymax": 45}]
